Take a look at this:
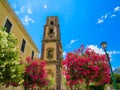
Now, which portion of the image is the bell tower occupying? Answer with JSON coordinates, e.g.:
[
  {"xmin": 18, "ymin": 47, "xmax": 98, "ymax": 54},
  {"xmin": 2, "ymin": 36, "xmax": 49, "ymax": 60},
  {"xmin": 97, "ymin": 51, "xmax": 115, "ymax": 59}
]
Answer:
[{"xmin": 41, "ymin": 16, "xmax": 62, "ymax": 90}]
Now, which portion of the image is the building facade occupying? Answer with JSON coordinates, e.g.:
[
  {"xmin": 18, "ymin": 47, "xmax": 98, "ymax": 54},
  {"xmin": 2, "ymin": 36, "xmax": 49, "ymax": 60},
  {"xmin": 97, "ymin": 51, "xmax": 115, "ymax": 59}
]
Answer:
[
  {"xmin": 41, "ymin": 16, "xmax": 63, "ymax": 90},
  {"xmin": 0, "ymin": 0, "xmax": 39, "ymax": 62},
  {"xmin": 0, "ymin": 0, "xmax": 39, "ymax": 90}
]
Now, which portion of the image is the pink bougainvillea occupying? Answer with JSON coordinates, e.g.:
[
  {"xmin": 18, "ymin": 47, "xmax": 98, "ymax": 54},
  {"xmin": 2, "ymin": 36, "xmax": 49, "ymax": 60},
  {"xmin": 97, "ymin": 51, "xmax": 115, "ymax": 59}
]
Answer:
[
  {"xmin": 24, "ymin": 57, "xmax": 49, "ymax": 88},
  {"xmin": 62, "ymin": 45, "xmax": 110, "ymax": 87}
]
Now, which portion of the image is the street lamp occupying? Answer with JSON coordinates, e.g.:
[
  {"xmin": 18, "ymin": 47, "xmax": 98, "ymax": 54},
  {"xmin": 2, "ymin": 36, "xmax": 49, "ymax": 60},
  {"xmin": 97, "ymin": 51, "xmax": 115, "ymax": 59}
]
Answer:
[{"xmin": 100, "ymin": 42, "xmax": 118, "ymax": 90}]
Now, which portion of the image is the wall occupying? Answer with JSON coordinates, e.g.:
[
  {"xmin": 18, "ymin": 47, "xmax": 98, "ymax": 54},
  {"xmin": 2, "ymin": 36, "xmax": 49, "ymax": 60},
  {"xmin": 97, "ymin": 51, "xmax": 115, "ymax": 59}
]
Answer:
[{"xmin": 0, "ymin": 0, "xmax": 40, "ymax": 90}]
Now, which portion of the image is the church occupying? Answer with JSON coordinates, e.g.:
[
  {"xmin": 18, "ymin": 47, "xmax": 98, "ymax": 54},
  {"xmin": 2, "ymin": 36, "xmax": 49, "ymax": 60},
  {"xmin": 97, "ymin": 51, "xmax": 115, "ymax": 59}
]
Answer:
[
  {"xmin": 0, "ymin": 1, "xmax": 63, "ymax": 90},
  {"xmin": 41, "ymin": 16, "xmax": 63, "ymax": 90}
]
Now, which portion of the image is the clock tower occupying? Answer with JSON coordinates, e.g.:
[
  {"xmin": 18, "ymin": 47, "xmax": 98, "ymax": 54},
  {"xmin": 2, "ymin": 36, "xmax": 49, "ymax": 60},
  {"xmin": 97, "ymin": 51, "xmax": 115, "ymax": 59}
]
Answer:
[{"xmin": 41, "ymin": 16, "xmax": 62, "ymax": 90}]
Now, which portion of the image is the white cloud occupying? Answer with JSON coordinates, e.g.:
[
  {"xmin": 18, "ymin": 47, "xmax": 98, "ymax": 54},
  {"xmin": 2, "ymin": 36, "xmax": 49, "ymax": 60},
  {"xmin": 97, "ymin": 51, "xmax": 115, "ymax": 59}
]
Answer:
[
  {"xmin": 70, "ymin": 40, "xmax": 75, "ymax": 44},
  {"xmin": 87, "ymin": 45, "xmax": 120, "ymax": 58},
  {"xmin": 108, "ymin": 50, "xmax": 120, "ymax": 62},
  {"xmin": 63, "ymin": 51, "xmax": 67, "ymax": 57},
  {"xmin": 27, "ymin": 7, "xmax": 32, "ymax": 14},
  {"xmin": 97, "ymin": 6, "xmax": 120, "ymax": 24},
  {"xmin": 16, "ymin": 6, "xmax": 32, "ymax": 15},
  {"xmin": 104, "ymin": 13, "xmax": 108, "ymax": 19},
  {"xmin": 112, "ymin": 67, "xmax": 115, "ymax": 71},
  {"xmin": 111, "ymin": 14, "xmax": 116, "ymax": 18},
  {"xmin": 109, "ymin": 50, "xmax": 120, "ymax": 55},
  {"xmin": 71, "ymin": 39, "xmax": 79, "ymax": 44},
  {"xmin": 87, "ymin": 45, "xmax": 104, "ymax": 54},
  {"xmin": 20, "ymin": 6, "xmax": 25, "ymax": 12},
  {"xmin": 14, "ymin": 5, "xmax": 34, "ymax": 26},
  {"xmin": 101, "ymin": 15, "xmax": 105, "ymax": 19},
  {"xmin": 97, "ymin": 12, "xmax": 111, "ymax": 24},
  {"xmin": 97, "ymin": 18, "xmax": 104, "ymax": 24},
  {"xmin": 97, "ymin": 19, "xmax": 104, "ymax": 24},
  {"xmin": 114, "ymin": 6, "xmax": 120, "ymax": 12},
  {"xmin": 21, "ymin": 15, "xmax": 35, "ymax": 25},
  {"xmin": 43, "ymin": 4, "xmax": 47, "ymax": 9},
  {"xmin": 66, "ymin": 39, "xmax": 79, "ymax": 48}
]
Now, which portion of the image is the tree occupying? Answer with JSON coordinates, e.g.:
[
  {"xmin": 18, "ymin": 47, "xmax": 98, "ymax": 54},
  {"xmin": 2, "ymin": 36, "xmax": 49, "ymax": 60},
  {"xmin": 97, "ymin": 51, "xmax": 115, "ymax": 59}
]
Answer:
[
  {"xmin": 114, "ymin": 73, "xmax": 120, "ymax": 89},
  {"xmin": 114, "ymin": 67, "xmax": 120, "ymax": 74},
  {"xmin": 0, "ymin": 27, "xmax": 24, "ymax": 87},
  {"xmin": 62, "ymin": 45, "xmax": 110, "ymax": 89},
  {"xmin": 47, "ymin": 76, "xmax": 55, "ymax": 89},
  {"xmin": 114, "ymin": 73, "xmax": 120, "ymax": 84},
  {"xmin": 24, "ymin": 57, "xmax": 50, "ymax": 89}
]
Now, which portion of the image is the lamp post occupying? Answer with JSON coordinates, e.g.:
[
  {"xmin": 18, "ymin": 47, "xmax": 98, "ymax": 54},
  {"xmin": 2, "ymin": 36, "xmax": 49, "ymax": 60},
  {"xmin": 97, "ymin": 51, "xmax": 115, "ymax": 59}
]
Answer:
[{"xmin": 100, "ymin": 42, "xmax": 118, "ymax": 90}]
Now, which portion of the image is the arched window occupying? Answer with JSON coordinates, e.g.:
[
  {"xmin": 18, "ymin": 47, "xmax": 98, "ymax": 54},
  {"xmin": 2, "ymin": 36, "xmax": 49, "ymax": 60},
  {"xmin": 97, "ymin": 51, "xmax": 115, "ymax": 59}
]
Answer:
[
  {"xmin": 50, "ymin": 21, "xmax": 54, "ymax": 25},
  {"xmin": 48, "ymin": 29, "xmax": 54, "ymax": 38},
  {"xmin": 47, "ymin": 48, "xmax": 54, "ymax": 59},
  {"xmin": 49, "ymin": 29, "xmax": 53, "ymax": 34}
]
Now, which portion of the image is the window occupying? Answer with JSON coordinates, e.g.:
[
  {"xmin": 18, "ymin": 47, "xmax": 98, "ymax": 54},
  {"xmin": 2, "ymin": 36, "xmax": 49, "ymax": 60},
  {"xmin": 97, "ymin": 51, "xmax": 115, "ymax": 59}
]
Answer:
[
  {"xmin": 4, "ymin": 19, "xmax": 12, "ymax": 33},
  {"xmin": 50, "ymin": 21, "xmax": 54, "ymax": 25},
  {"xmin": 47, "ymin": 48, "xmax": 54, "ymax": 59},
  {"xmin": 31, "ymin": 50, "xmax": 34, "ymax": 60},
  {"xmin": 21, "ymin": 39, "xmax": 26, "ymax": 52},
  {"xmin": 49, "ymin": 29, "xmax": 53, "ymax": 33},
  {"xmin": 48, "ymin": 29, "xmax": 54, "ymax": 38}
]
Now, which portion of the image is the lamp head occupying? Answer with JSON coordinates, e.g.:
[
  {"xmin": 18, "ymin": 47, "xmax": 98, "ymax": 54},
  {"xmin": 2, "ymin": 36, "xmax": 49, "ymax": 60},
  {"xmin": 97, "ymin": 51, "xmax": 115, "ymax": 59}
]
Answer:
[{"xmin": 100, "ymin": 42, "xmax": 107, "ymax": 49}]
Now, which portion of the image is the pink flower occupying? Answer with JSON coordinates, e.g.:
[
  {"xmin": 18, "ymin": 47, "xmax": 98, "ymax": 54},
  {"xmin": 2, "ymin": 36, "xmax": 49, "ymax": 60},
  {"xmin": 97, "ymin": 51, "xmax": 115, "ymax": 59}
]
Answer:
[
  {"xmin": 62, "ymin": 45, "xmax": 110, "ymax": 87},
  {"xmin": 24, "ymin": 57, "xmax": 49, "ymax": 88}
]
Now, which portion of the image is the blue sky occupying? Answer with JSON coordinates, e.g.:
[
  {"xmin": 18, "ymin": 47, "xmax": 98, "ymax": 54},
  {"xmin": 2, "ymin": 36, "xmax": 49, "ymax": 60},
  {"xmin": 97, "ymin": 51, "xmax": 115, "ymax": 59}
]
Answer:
[{"xmin": 8, "ymin": 0, "xmax": 120, "ymax": 69}]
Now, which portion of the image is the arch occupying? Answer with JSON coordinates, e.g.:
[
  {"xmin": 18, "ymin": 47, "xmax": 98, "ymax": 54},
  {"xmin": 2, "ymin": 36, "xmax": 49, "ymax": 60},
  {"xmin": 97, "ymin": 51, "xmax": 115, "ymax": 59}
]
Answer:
[
  {"xmin": 49, "ymin": 28, "xmax": 53, "ymax": 34},
  {"xmin": 47, "ymin": 48, "xmax": 54, "ymax": 59},
  {"xmin": 50, "ymin": 21, "xmax": 54, "ymax": 25}
]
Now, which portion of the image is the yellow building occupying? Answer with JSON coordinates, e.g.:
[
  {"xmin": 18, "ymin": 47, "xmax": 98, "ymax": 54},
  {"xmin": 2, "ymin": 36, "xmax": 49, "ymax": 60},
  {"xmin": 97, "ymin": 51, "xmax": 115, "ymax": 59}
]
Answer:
[
  {"xmin": 0, "ymin": 0, "xmax": 39, "ymax": 90},
  {"xmin": 0, "ymin": 0, "xmax": 39, "ymax": 62}
]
